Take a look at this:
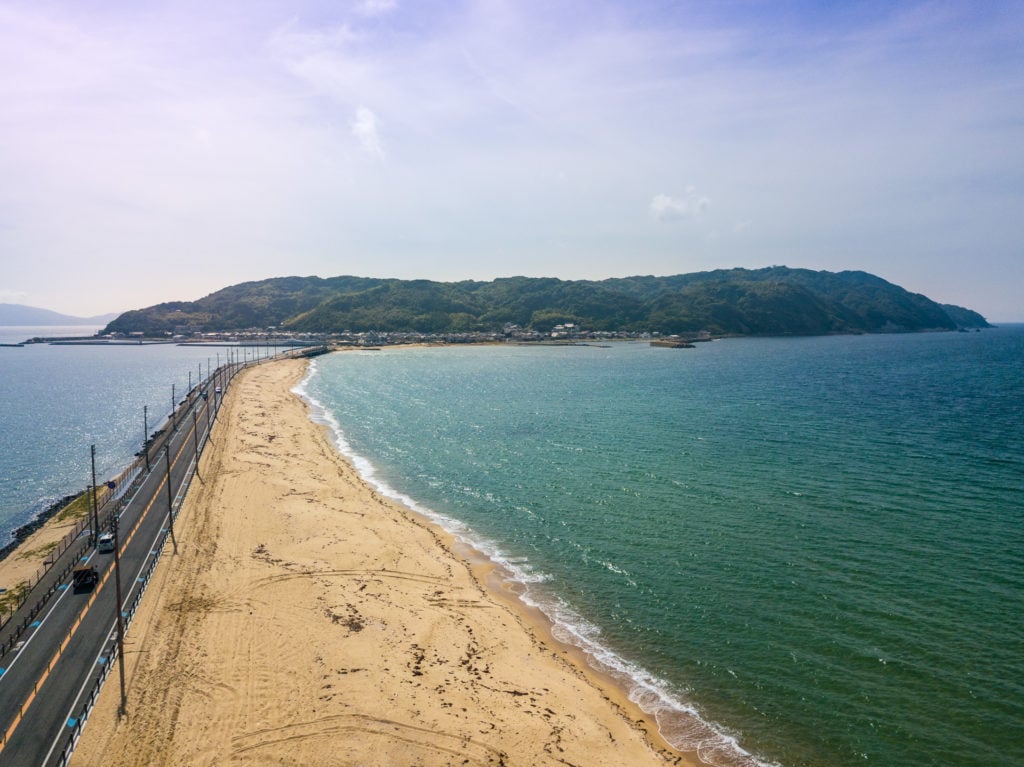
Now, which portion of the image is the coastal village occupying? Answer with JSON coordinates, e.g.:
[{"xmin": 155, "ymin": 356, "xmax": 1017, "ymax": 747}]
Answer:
[{"xmin": 24, "ymin": 323, "xmax": 712, "ymax": 349}]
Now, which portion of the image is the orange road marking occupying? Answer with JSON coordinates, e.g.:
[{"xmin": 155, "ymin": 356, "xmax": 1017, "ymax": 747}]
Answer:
[{"xmin": 0, "ymin": 418, "xmax": 201, "ymax": 753}]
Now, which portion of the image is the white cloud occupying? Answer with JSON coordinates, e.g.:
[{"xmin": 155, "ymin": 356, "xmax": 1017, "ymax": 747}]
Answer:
[
  {"xmin": 650, "ymin": 188, "xmax": 710, "ymax": 222},
  {"xmin": 357, "ymin": 0, "xmax": 397, "ymax": 17},
  {"xmin": 0, "ymin": 2, "xmax": 1021, "ymax": 318},
  {"xmin": 351, "ymin": 105, "xmax": 385, "ymax": 160},
  {"xmin": 0, "ymin": 289, "xmax": 29, "ymax": 304},
  {"xmin": 269, "ymin": 21, "xmax": 358, "ymax": 61}
]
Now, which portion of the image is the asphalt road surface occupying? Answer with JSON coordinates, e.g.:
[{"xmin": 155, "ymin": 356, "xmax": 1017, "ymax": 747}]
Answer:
[{"xmin": 0, "ymin": 360, "xmax": 243, "ymax": 767}]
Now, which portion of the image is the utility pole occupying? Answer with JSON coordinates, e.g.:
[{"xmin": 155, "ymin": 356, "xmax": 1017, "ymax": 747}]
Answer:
[
  {"xmin": 143, "ymin": 405, "xmax": 150, "ymax": 471},
  {"xmin": 112, "ymin": 511, "xmax": 127, "ymax": 716},
  {"xmin": 205, "ymin": 384, "xmax": 212, "ymax": 435},
  {"xmin": 90, "ymin": 444, "xmax": 99, "ymax": 546},
  {"xmin": 212, "ymin": 370, "xmax": 218, "ymax": 418},
  {"xmin": 164, "ymin": 443, "xmax": 178, "ymax": 554},
  {"xmin": 171, "ymin": 383, "xmax": 176, "ymax": 432},
  {"xmin": 192, "ymin": 408, "xmax": 201, "ymax": 479}
]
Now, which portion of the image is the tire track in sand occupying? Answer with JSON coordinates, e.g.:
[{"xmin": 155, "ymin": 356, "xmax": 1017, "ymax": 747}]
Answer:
[{"xmin": 230, "ymin": 713, "xmax": 509, "ymax": 766}]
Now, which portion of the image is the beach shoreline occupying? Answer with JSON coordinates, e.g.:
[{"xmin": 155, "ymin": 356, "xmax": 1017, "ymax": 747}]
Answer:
[{"xmin": 69, "ymin": 356, "xmax": 698, "ymax": 766}]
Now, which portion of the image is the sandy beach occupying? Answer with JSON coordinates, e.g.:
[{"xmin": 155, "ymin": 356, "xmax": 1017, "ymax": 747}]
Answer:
[
  {"xmin": 0, "ymin": 513, "xmax": 80, "ymax": 596},
  {"xmin": 69, "ymin": 357, "xmax": 696, "ymax": 767}
]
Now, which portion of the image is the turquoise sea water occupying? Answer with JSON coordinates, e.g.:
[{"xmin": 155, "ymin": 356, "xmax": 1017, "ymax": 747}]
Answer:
[
  {"xmin": 300, "ymin": 329, "xmax": 1024, "ymax": 767},
  {"xmin": 3, "ymin": 327, "xmax": 1021, "ymax": 766}
]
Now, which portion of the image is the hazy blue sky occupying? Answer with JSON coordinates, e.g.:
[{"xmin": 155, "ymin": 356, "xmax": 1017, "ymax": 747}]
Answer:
[{"xmin": 2, "ymin": 1, "xmax": 1021, "ymax": 320}]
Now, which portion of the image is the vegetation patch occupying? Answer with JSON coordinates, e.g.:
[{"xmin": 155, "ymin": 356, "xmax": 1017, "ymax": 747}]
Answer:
[
  {"xmin": 0, "ymin": 581, "xmax": 29, "ymax": 615},
  {"xmin": 55, "ymin": 493, "xmax": 92, "ymax": 523},
  {"xmin": 16, "ymin": 540, "xmax": 60, "ymax": 561}
]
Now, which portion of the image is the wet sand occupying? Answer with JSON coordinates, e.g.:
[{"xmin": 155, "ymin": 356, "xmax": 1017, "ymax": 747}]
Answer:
[{"xmin": 70, "ymin": 357, "xmax": 698, "ymax": 766}]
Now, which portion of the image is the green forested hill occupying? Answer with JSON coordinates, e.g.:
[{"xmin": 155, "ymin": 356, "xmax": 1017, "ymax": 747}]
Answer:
[{"xmin": 102, "ymin": 267, "xmax": 989, "ymax": 336}]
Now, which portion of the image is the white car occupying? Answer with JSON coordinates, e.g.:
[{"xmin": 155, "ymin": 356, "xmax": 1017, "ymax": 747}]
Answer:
[{"xmin": 97, "ymin": 532, "xmax": 115, "ymax": 554}]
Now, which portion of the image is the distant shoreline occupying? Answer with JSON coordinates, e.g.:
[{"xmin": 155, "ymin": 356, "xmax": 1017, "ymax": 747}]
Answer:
[
  {"xmin": 0, "ymin": 493, "xmax": 78, "ymax": 562},
  {"xmin": 5, "ymin": 321, "xmax": 998, "ymax": 352}
]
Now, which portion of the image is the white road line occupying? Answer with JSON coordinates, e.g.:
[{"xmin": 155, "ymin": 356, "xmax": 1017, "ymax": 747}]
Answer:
[
  {"xmin": 0, "ymin": 552, "xmax": 95, "ymax": 680},
  {"xmin": 41, "ymin": 618, "xmax": 118, "ymax": 767}
]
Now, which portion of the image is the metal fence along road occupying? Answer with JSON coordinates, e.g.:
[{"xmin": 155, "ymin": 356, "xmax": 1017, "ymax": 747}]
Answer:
[{"xmin": 0, "ymin": 344, "xmax": 326, "ymax": 767}]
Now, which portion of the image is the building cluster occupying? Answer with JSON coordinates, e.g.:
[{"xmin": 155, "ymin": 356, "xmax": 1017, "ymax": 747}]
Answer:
[{"xmin": 103, "ymin": 324, "xmax": 690, "ymax": 348}]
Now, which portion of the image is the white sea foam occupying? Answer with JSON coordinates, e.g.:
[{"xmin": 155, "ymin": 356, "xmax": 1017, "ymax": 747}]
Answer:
[
  {"xmin": 598, "ymin": 559, "xmax": 638, "ymax": 586},
  {"xmin": 293, "ymin": 361, "xmax": 779, "ymax": 767},
  {"xmin": 511, "ymin": 581, "xmax": 779, "ymax": 767}
]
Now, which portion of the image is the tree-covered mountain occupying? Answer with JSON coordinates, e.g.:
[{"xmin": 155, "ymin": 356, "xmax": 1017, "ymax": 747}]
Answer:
[
  {"xmin": 939, "ymin": 303, "xmax": 990, "ymax": 329},
  {"xmin": 101, "ymin": 267, "xmax": 990, "ymax": 337}
]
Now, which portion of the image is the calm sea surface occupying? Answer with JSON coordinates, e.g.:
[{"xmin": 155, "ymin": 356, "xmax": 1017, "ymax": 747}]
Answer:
[
  {"xmin": 2, "ymin": 326, "xmax": 1022, "ymax": 766},
  {"xmin": 0, "ymin": 326, "xmax": 262, "ymax": 542},
  {"xmin": 299, "ymin": 329, "xmax": 1024, "ymax": 767}
]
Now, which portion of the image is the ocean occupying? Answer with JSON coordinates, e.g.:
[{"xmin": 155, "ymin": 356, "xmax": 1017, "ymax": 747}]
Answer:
[
  {"xmin": 3, "ymin": 326, "xmax": 1022, "ymax": 766},
  {"xmin": 298, "ymin": 329, "xmax": 1024, "ymax": 767},
  {"xmin": 0, "ymin": 326, "xmax": 267, "ymax": 543}
]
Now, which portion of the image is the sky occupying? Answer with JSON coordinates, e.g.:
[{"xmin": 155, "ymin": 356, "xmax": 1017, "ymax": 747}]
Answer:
[{"xmin": 1, "ymin": 0, "xmax": 1022, "ymax": 321}]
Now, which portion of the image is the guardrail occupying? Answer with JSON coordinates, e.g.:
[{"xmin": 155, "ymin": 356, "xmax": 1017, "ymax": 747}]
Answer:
[
  {"xmin": 1, "ymin": 473, "xmax": 130, "ymax": 615},
  {"xmin": 52, "ymin": 482, "xmax": 180, "ymax": 767},
  {"xmin": 0, "ymin": 345, "xmax": 325, "ymax": 636},
  {"xmin": 49, "ymin": 351, "xmax": 306, "ymax": 765},
  {"xmin": 1, "ymin": 344, "xmax": 323, "ymax": 763},
  {"xmin": 0, "ymin": 349, "xmax": 283, "ymax": 642},
  {"xmin": 0, "ymin": 469, "xmax": 145, "ymax": 657}
]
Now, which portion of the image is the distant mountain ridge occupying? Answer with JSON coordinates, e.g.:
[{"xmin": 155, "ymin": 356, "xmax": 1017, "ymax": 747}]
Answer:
[
  {"xmin": 0, "ymin": 303, "xmax": 120, "ymax": 326},
  {"xmin": 102, "ymin": 267, "xmax": 990, "ymax": 337}
]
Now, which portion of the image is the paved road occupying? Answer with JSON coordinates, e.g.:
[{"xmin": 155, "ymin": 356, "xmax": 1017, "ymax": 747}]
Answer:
[{"xmin": 0, "ymin": 361, "xmax": 244, "ymax": 767}]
